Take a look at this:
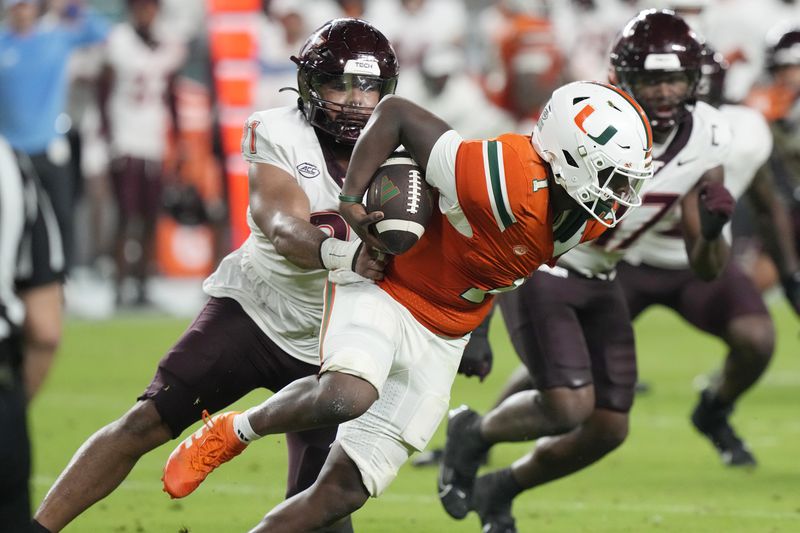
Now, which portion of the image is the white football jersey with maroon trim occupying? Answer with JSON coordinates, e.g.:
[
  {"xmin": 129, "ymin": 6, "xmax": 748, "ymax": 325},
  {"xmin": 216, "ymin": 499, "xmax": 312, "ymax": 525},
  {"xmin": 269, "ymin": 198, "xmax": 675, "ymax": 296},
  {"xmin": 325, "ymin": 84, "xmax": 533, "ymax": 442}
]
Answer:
[
  {"xmin": 624, "ymin": 104, "xmax": 771, "ymax": 269},
  {"xmin": 105, "ymin": 23, "xmax": 185, "ymax": 159},
  {"xmin": 204, "ymin": 106, "xmax": 357, "ymax": 365},
  {"xmin": 559, "ymin": 101, "xmax": 732, "ymax": 275}
]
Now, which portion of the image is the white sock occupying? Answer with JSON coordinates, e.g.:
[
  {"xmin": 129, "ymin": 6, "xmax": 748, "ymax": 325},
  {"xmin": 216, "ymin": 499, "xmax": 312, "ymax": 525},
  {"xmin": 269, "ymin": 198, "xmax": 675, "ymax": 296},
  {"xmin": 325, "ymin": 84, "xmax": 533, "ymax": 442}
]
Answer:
[{"xmin": 232, "ymin": 410, "xmax": 261, "ymax": 443}]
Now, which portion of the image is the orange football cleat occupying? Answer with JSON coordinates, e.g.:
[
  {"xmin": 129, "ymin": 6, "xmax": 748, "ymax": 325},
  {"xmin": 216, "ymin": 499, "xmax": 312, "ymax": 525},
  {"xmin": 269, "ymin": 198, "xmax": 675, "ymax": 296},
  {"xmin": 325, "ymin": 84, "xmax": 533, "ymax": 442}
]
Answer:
[{"xmin": 162, "ymin": 410, "xmax": 248, "ymax": 498}]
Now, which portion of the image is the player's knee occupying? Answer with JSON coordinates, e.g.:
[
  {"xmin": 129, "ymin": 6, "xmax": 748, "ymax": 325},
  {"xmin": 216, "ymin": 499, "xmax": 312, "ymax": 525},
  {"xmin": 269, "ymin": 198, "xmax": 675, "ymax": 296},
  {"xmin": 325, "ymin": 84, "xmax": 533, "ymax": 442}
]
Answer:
[
  {"xmin": 333, "ymin": 485, "xmax": 369, "ymax": 517},
  {"xmin": 113, "ymin": 401, "xmax": 171, "ymax": 453},
  {"xmin": 25, "ymin": 320, "xmax": 62, "ymax": 354},
  {"xmin": 590, "ymin": 411, "xmax": 629, "ymax": 453},
  {"xmin": 21, "ymin": 284, "xmax": 63, "ymax": 352},
  {"xmin": 539, "ymin": 386, "xmax": 595, "ymax": 433},
  {"xmin": 727, "ymin": 316, "xmax": 775, "ymax": 364},
  {"xmin": 305, "ymin": 477, "xmax": 368, "ymax": 525},
  {"xmin": 316, "ymin": 372, "xmax": 378, "ymax": 423}
]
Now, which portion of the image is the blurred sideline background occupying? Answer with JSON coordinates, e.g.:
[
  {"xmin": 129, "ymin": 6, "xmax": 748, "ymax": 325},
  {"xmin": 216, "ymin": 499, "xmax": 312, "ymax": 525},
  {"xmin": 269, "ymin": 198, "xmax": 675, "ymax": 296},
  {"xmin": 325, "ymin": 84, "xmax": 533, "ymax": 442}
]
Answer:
[
  {"xmin": 4, "ymin": 0, "xmax": 794, "ymax": 319},
  {"xmin": 4, "ymin": 0, "xmax": 800, "ymax": 531}
]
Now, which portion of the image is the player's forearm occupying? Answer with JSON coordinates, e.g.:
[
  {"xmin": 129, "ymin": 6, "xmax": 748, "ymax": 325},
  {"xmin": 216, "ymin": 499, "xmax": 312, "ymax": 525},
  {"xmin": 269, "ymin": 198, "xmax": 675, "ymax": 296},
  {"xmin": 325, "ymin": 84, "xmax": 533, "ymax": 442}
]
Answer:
[
  {"xmin": 688, "ymin": 237, "xmax": 730, "ymax": 281},
  {"xmin": 340, "ymin": 96, "xmax": 404, "ymax": 199},
  {"xmin": 252, "ymin": 212, "xmax": 361, "ymax": 272},
  {"xmin": 756, "ymin": 201, "xmax": 800, "ymax": 278},
  {"xmin": 748, "ymin": 170, "xmax": 800, "ymax": 277},
  {"xmin": 268, "ymin": 219, "xmax": 329, "ymax": 269}
]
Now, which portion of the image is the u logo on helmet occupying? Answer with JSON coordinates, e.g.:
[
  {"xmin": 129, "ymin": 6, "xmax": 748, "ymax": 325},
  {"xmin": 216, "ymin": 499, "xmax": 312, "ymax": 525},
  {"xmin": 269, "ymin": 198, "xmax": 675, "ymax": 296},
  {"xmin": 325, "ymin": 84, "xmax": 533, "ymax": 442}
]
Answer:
[{"xmin": 573, "ymin": 104, "xmax": 619, "ymax": 145}]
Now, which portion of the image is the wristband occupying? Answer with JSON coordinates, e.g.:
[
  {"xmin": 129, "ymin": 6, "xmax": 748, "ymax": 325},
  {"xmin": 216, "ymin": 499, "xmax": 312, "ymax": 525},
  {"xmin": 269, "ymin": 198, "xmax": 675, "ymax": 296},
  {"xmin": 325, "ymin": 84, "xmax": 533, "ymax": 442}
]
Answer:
[
  {"xmin": 338, "ymin": 193, "xmax": 363, "ymax": 203},
  {"xmin": 319, "ymin": 237, "xmax": 363, "ymax": 271}
]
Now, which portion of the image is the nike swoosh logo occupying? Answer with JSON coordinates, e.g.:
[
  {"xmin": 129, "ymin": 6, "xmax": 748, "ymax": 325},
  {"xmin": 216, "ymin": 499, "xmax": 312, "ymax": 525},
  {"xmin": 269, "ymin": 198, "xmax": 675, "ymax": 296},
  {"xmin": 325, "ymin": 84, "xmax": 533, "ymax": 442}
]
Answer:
[
  {"xmin": 438, "ymin": 483, "xmax": 466, "ymax": 500},
  {"xmin": 438, "ymin": 470, "xmax": 467, "ymax": 499},
  {"xmin": 677, "ymin": 157, "xmax": 697, "ymax": 166}
]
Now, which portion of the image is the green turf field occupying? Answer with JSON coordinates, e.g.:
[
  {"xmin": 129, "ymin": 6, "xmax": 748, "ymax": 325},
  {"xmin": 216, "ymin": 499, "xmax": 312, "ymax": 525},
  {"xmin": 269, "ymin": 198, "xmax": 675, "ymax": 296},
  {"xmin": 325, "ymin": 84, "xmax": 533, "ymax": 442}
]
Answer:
[{"xmin": 30, "ymin": 302, "xmax": 800, "ymax": 532}]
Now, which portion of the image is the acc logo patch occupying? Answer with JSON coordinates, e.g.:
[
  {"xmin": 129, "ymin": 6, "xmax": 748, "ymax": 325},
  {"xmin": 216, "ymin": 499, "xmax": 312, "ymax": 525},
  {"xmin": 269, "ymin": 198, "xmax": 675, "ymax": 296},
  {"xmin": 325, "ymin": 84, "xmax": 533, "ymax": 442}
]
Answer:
[{"xmin": 297, "ymin": 162, "xmax": 320, "ymax": 179}]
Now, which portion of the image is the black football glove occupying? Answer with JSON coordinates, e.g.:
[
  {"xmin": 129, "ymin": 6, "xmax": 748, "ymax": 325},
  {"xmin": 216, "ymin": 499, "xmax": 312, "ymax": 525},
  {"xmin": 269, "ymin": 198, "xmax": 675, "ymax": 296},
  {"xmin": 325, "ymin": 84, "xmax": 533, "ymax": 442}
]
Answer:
[
  {"xmin": 782, "ymin": 271, "xmax": 800, "ymax": 316},
  {"xmin": 698, "ymin": 181, "xmax": 735, "ymax": 240},
  {"xmin": 458, "ymin": 311, "xmax": 493, "ymax": 381}
]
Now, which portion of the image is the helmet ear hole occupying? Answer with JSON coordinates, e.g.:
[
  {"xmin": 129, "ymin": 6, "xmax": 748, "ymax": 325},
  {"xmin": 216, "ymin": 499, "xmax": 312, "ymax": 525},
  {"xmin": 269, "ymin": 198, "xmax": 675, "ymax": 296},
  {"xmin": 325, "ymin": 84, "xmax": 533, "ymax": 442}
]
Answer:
[{"xmin": 562, "ymin": 150, "xmax": 579, "ymax": 168}]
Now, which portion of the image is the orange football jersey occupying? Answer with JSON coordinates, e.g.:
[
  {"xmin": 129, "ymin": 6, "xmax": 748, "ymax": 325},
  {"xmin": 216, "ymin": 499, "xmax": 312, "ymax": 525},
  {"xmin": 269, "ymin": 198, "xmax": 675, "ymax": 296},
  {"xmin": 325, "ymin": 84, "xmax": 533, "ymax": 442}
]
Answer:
[
  {"xmin": 379, "ymin": 133, "xmax": 605, "ymax": 337},
  {"xmin": 745, "ymin": 84, "xmax": 797, "ymax": 122}
]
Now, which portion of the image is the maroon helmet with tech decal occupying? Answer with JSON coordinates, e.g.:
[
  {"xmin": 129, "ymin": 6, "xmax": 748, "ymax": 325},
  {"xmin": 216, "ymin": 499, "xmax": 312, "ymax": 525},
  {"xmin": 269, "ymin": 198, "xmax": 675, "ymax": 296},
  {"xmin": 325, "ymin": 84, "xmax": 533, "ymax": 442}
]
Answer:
[
  {"xmin": 291, "ymin": 18, "xmax": 399, "ymax": 144},
  {"xmin": 610, "ymin": 9, "xmax": 704, "ymax": 131}
]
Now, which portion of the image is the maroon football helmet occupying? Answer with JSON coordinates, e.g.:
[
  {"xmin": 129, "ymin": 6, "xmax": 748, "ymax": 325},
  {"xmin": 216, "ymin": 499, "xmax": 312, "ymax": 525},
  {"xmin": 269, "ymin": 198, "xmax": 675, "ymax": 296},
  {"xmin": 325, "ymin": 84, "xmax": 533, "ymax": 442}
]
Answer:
[
  {"xmin": 610, "ymin": 9, "xmax": 704, "ymax": 131},
  {"xmin": 291, "ymin": 18, "xmax": 399, "ymax": 144},
  {"xmin": 766, "ymin": 26, "xmax": 800, "ymax": 71},
  {"xmin": 696, "ymin": 44, "xmax": 728, "ymax": 108}
]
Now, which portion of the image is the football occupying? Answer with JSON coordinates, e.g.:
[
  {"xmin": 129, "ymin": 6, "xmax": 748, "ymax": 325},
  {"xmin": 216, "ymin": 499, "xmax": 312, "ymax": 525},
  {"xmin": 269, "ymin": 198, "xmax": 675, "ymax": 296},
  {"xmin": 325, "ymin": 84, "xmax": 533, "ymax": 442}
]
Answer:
[{"xmin": 365, "ymin": 152, "xmax": 433, "ymax": 255}]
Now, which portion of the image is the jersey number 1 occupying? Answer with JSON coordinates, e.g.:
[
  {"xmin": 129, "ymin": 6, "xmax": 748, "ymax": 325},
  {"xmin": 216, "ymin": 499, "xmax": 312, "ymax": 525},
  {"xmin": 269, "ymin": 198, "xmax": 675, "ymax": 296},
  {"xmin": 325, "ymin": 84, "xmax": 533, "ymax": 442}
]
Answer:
[{"xmin": 244, "ymin": 120, "xmax": 261, "ymax": 155}]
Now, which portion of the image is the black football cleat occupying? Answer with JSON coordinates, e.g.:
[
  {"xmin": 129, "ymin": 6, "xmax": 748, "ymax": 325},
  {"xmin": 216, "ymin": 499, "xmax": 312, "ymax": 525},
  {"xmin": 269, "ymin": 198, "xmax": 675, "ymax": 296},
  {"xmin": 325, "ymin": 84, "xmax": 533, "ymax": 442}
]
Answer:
[
  {"xmin": 438, "ymin": 405, "xmax": 488, "ymax": 519},
  {"xmin": 691, "ymin": 390, "xmax": 756, "ymax": 467},
  {"xmin": 472, "ymin": 472, "xmax": 518, "ymax": 533}
]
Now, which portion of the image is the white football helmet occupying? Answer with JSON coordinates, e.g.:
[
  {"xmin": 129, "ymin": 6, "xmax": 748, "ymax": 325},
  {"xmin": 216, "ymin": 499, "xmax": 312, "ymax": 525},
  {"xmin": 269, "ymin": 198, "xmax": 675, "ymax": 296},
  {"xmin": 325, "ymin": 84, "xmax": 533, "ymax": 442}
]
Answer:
[{"xmin": 532, "ymin": 80, "xmax": 653, "ymax": 227}]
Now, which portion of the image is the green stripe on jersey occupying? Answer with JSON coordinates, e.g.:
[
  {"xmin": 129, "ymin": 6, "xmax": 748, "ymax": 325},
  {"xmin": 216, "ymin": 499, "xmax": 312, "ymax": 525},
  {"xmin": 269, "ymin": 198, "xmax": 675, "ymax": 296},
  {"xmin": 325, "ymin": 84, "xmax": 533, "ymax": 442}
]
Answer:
[{"xmin": 483, "ymin": 141, "xmax": 516, "ymax": 231}]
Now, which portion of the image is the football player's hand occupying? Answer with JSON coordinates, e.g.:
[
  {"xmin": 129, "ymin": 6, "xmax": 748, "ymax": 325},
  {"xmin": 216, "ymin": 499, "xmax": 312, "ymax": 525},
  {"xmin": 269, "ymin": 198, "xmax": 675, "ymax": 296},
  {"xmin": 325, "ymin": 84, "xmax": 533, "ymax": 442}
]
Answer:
[
  {"xmin": 698, "ymin": 181, "xmax": 735, "ymax": 240},
  {"xmin": 353, "ymin": 244, "xmax": 387, "ymax": 281},
  {"xmin": 339, "ymin": 201, "xmax": 387, "ymax": 252},
  {"xmin": 782, "ymin": 271, "xmax": 800, "ymax": 316},
  {"xmin": 458, "ymin": 333, "xmax": 493, "ymax": 381},
  {"xmin": 458, "ymin": 312, "xmax": 494, "ymax": 381}
]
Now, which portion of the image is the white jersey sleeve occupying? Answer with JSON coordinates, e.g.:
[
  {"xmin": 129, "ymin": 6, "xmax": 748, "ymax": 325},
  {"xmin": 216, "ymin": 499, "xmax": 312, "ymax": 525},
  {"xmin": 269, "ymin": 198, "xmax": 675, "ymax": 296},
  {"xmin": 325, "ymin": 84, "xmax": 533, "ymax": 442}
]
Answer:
[
  {"xmin": 717, "ymin": 104, "xmax": 772, "ymax": 199},
  {"xmin": 696, "ymin": 101, "xmax": 733, "ymax": 172},
  {"xmin": 424, "ymin": 129, "xmax": 475, "ymax": 238},
  {"xmin": 105, "ymin": 23, "xmax": 186, "ymax": 160},
  {"xmin": 241, "ymin": 111, "xmax": 295, "ymax": 176},
  {"xmin": 205, "ymin": 107, "xmax": 355, "ymax": 365},
  {"xmin": 425, "ymin": 129, "xmax": 460, "ymax": 209},
  {"xmin": 623, "ymin": 104, "xmax": 769, "ymax": 269}
]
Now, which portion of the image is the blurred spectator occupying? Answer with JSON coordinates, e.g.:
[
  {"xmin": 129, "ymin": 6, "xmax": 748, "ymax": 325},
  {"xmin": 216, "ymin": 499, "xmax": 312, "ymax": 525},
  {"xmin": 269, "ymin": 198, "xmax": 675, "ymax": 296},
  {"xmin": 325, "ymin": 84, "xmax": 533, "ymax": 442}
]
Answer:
[
  {"xmin": 0, "ymin": 135, "xmax": 34, "ymax": 532},
  {"xmin": 475, "ymin": 0, "xmax": 547, "ymax": 72},
  {"xmin": 65, "ymin": 45, "xmax": 113, "ymax": 270},
  {"xmin": 0, "ymin": 0, "xmax": 107, "ymax": 400},
  {"xmin": 273, "ymin": 0, "xmax": 347, "ymax": 32},
  {"xmin": 371, "ymin": 0, "xmax": 467, "ymax": 73},
  {"xmin": 550, "ymin": 0, "xmax": 637, "ymax": 83},
  {"xmin": 702, "ymin": 0, "xmax": 800, "ymax": 101},
  {"xmin": 98, "ymin": 0, "xmax": 186, "ymax": 306},
  {"xmin": 256, "ymin": 0, "xmax": 310, "ymax": 110},
  {"xmin": 478, "ymin": 1, "xmax": 565, "ymax": 131},
  {"xmin": 657, "ymin": 0, "xmax": 711, "ymax": 33},
  {"xmin": 331, "ymin": 0, "xmax": 367, "ymax": 19},
  {"xmin": 398, "ymin": 45, "xmax": 515, "ymax": 138},
  {"xmin": 744, "ymin": 25, "xmax": 800, "ymax": 292},
  {"xmin": 157, "ymin": 0, "xmax": 204, "ymax": 42}
]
